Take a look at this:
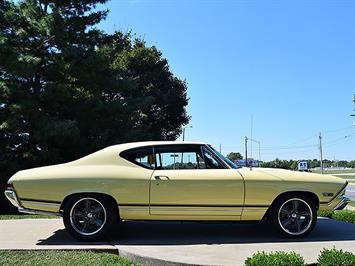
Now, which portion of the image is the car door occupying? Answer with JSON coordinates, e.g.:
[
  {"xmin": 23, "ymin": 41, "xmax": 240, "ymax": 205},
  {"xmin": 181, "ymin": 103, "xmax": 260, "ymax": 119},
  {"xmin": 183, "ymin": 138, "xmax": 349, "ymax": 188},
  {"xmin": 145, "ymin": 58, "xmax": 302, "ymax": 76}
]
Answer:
[{"xmin": 149, "ymin": 144, "xmax": 244, "ymax": 217}]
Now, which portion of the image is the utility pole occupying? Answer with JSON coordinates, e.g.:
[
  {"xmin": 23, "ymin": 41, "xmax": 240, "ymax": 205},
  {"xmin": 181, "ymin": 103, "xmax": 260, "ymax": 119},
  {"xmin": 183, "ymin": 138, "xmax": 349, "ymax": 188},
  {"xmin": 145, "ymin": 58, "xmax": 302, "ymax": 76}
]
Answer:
[
  {"xmin": 352, "ymin": 93, "xmax": 355, "ymax": 125},
  {"xmin": 319, "ymin": 132, "xmax": 323, "ymax": 174},
  {"xmin": 219, "ymin": 144, "xmax": 222, "ymax": 153},
  {"xmin": 245, "ymin": 136, "xmax": 248, "ymax": 167}
]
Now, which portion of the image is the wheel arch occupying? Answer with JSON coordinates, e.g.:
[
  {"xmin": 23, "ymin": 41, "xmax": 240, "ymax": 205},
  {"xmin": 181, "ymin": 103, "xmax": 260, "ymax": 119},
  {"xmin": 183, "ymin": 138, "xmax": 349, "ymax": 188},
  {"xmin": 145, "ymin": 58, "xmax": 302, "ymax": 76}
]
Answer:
[
  {"xmin": 263, "ymin": 191, "xmax": 320, "ymax": 220},
  {"xmin": 60, "ymin": 192, "xmax": 120, "ymax": 217}
]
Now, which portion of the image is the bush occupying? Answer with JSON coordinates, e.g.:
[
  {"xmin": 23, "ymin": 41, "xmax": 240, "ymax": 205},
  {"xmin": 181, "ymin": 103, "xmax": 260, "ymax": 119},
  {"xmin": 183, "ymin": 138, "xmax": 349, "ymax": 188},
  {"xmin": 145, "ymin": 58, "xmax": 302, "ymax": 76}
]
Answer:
[
  {"xmin": 318, "ymin": 209, "xmax": 334, "ymax": 218},
  {"xmin": 332, "ymin": 210, "xmax": 355, "ymax": 224},
  {"xmin": 318, "ymin": 248, "xmax": 355, "ymax": 266},
  {"xmin": 244, "ymin": 251, "xmax": 305, "ymax": 266}
]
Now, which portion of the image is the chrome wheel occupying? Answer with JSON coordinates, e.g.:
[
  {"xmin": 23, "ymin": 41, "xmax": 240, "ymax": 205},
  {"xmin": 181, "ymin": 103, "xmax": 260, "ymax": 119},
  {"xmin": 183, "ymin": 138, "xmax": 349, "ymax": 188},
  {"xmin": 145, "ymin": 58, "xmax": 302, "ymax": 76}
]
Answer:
[
  {"xmin": 69, "ymin": 197, "xmax": 107, "ymax": 236},
  {"xmin": 278, "ymin": 198, "xmax": 313, "ymax": 236}
]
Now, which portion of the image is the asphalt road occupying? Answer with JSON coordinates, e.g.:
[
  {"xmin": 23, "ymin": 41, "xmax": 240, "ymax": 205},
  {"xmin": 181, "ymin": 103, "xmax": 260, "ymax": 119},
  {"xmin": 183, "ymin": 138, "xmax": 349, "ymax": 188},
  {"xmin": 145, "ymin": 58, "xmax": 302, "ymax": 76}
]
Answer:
[{"xmin": 345, "ymin": 183, "xmax": 355, "ymax": 201}]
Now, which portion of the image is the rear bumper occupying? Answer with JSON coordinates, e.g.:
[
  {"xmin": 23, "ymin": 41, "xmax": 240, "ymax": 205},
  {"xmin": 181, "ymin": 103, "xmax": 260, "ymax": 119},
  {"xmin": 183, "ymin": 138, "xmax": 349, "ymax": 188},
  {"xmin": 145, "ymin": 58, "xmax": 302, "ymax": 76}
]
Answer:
[
  {"xmin": 4, "ymin": 190, "xmax": 21, "ymax": 208},
  {"xmin": 4, "ymin": 190, "xmax": 62, "ymax": 217}
]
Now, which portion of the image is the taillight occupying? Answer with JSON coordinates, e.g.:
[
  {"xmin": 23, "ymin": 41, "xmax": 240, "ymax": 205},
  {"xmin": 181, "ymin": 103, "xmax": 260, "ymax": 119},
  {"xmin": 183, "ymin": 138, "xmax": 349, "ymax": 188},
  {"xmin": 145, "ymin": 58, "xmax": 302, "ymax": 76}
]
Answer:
[{"xmin": 6, "ymin": 182, "xmax": 14, "ymax": 191}]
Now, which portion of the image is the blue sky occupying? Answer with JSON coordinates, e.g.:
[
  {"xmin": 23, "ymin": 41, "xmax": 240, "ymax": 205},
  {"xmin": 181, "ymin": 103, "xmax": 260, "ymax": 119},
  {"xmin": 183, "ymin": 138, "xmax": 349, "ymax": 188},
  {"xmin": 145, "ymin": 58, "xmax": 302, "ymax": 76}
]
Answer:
[{"xmin": 98, "ymin": 0, "xmax": 354, "ymax": 161}]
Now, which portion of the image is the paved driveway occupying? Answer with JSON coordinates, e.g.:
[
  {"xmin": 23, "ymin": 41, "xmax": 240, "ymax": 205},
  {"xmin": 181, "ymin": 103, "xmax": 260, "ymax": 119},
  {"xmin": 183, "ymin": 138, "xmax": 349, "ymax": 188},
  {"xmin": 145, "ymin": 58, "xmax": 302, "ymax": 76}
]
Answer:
[{"xmin": 0, "ymin": 218, "xmax": 355, "ymax": 265}]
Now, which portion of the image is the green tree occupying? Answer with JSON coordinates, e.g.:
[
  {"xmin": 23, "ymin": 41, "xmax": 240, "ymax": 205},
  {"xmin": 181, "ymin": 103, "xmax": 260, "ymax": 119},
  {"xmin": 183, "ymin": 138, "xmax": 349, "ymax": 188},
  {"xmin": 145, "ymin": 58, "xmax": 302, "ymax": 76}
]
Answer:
[
  {"xmin": 226, "ymin": 152, "xmax": 243, "ymax": 161},
  {"xmin": 290, "ymin": 160, "xmax": 298, "ymax": 170},
  {"xmin": 0, "ymin": 0, "xmax": 189, "ymax": 212}
]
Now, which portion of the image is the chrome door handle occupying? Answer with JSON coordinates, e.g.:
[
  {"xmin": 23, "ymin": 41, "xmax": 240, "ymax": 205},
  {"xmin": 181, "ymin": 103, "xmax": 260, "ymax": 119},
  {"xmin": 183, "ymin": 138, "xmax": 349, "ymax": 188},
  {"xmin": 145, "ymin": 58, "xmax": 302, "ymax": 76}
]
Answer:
[{"xmin": 154, "ymin": 175, "xmax": 170, "ymax": 180}]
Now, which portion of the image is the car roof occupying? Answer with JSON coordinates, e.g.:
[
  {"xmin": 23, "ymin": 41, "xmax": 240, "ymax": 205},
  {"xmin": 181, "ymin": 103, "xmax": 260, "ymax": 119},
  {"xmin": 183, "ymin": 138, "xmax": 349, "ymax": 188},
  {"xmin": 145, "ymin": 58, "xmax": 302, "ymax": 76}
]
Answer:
[{"xmin": 108, "ymin": 141, "xmax": 207, "ymax": 152}]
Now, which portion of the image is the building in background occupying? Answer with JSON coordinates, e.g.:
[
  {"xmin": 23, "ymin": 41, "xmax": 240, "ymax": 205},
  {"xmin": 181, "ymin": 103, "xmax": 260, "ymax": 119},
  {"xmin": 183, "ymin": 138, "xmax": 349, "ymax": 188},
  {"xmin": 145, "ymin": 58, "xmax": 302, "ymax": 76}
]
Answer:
[
  {"xmin": 235, "ymin": 159, "xmax": 262, "ymax": 167},
  {"xmin": 298, "ymin": 160, "xmax": 311, "ymax": 172}
]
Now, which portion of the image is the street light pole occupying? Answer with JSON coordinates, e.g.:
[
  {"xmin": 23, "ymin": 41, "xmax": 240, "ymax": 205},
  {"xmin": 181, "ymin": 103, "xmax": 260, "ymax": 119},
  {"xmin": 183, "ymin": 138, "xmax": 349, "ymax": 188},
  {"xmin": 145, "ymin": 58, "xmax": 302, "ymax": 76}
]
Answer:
[
  {"xmin": 249, "ymin": 138, "xmax": 261, "ymax": 166},
  {"xmin": 245, "ymin": 136, "xmax": 248, "ymax": 167},
  {"xmin": 182, "ymin": 126, "xmax": 192, "ymax": 141},
  {"xmin": 319, "ymin": 132, "xmax": 323, "ymax": 174}
]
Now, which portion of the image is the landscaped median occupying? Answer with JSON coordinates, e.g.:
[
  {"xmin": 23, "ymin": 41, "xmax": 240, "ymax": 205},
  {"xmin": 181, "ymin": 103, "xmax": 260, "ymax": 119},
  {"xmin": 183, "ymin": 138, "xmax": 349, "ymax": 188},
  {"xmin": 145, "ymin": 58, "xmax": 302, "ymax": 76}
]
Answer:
[
  {"xmin": 318, "ymin": 209, "xmax": 355, "ymax": 224},
  {"xmin": 245, "ymin": 248, "xmax": 355, "ymax": 266}
]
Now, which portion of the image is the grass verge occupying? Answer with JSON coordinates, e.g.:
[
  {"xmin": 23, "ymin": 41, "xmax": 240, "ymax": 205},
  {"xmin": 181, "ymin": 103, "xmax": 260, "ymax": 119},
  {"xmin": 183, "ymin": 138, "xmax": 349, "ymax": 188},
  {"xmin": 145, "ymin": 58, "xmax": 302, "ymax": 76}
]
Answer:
[
  {"xmin": 0, "ymin": 214, "xmax": 58, "ymax": 220},
  {"xmin": 312, "ymin": 169, "xmax": 355, "ymax": 174},
  {"xmin": 0, "ymin": 250, "xmax": 138, "ymax": 266}
]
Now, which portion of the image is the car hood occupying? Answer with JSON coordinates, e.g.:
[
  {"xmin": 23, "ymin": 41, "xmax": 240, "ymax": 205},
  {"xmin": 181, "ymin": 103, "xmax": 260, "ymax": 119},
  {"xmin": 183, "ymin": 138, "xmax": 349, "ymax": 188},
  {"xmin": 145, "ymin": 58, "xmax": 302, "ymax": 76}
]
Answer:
[{"xmin": 238, "ymin": 167, "xmax": 346, "ymax": 185}]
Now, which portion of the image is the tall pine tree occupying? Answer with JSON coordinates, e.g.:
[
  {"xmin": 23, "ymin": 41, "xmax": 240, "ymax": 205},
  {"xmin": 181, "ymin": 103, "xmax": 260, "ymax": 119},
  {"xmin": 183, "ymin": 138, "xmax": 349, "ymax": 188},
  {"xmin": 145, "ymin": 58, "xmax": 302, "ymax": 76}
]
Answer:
[{"xmin": 0, "ymin": 0, "xmax": 189, "ymax": 213}]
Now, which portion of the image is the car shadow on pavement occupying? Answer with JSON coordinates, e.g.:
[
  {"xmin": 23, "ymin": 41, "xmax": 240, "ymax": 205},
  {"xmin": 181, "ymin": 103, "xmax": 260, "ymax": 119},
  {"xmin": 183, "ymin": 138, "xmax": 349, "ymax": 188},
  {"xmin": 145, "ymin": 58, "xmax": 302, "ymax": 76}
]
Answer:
[{"xmin": 37, "ymin": 218, "xmax": 355, "ymax": 246}]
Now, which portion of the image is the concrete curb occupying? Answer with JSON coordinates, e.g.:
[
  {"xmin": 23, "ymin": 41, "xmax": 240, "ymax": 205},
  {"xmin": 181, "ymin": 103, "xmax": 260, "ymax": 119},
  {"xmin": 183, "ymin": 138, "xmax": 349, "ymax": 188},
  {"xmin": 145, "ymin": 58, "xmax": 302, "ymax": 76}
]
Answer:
[
  {"xmin": 117, "ymin": 248, "xmax": 201, "ymax": 266},
  {"xmin": 0, "ymin": 247, "xmax": 119, "ymax": 254}
]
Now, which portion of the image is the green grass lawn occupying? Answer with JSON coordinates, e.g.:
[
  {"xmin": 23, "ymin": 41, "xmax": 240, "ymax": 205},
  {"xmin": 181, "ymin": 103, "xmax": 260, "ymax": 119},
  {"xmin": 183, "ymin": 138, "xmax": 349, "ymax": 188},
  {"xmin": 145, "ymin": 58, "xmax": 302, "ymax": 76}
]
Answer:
[
  {"xmin": 311, "ymin": 169, "xmax": 355, "ymax": 180},
  {"xmin": 334, "ymin": 175, "xmax": 355, "ymax": 179},
  {"xmin": 349, "ymin": 201, "xmax": 355, "ymax": 208},
  {"xmin": 0, "ymin": 250, "xmax": 137, "ymax": 266},
  {"xmin": 312, "ymin": 169, "xmax": 355, "ymax": 174},
  {"xmin": 0, "ymin": 214, "xmax": 58, "ymax": 220}
]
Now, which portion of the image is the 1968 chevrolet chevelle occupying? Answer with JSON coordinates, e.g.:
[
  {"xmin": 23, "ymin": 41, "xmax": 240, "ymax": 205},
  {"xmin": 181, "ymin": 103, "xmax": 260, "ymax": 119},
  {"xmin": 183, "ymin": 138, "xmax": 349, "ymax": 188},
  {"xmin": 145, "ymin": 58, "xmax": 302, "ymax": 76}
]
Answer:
[{"xmin": 5, "ymin": 141, "xmax": 349, "ymax": 241}]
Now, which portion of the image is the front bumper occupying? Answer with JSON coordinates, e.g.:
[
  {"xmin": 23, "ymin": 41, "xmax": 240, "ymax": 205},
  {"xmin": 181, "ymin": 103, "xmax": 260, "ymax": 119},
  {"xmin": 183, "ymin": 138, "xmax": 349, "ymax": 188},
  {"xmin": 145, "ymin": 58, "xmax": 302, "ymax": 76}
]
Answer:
[
  {"xmin": 334, "ymin": 196, "xmax": 351, "ymax": 210},
  {"xmin": 4, "ymin": 190, "xmax": 62, "ymax": 217}
]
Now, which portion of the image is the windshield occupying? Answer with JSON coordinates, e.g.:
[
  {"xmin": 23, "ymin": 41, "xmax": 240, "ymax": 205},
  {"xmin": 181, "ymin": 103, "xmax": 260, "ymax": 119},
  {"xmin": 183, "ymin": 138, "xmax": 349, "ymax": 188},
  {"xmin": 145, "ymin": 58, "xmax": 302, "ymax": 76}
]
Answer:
[{"xmin": 207, "ymin": 145, "xmax": 240, "ymax": 169}]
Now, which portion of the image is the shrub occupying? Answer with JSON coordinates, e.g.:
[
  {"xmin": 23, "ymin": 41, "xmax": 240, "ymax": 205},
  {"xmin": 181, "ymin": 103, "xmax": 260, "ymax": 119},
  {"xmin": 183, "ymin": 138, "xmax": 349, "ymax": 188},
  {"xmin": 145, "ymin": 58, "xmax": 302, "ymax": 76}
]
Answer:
[
  {"xmin": 318, "ymin": 248, "xmax": 355, "ymax": 266},
  {"xmin": 332, "ymin": 210, "xmax": 355, "ymax": 224},
  {"xmin": 317, "ymin": 209, "xmax": 334, "ymax": 218},
  {"xmin": 244, "ymin": 251, "xmax": 305, "ymax": 266}
]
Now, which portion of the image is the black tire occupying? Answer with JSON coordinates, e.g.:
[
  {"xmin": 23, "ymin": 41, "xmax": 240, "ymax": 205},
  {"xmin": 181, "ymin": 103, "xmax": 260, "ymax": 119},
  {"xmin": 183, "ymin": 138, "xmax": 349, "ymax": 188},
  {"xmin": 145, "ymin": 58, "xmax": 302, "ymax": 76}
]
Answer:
[
  {"xmin": 269, "ymin": 194, "xmax": 317, "ymax": 238},
  {"xmin": 63, "ymin": 194, "xmax": 119, "ymax": 241}
]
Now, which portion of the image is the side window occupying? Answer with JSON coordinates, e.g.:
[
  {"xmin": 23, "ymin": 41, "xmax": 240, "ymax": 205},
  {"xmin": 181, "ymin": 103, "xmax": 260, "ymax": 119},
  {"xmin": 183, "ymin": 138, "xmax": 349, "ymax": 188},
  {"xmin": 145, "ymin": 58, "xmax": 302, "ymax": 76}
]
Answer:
[
  {"xmin": 120, "ymin": 146, "xmax": 155, "ymax": 169},
  {"xmin": 155, "ymin": 145, "xmax": 206, "ymax": 170},
  {"xmin": 202, "ymin": 147, "xmax": 224, "ymax": 169}
]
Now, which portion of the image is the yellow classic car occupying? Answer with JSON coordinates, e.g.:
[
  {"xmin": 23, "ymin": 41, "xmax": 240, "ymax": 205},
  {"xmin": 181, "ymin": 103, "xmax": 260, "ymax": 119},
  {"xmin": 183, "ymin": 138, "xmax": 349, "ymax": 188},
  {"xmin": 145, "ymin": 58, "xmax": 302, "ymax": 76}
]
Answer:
[{"xmin": 5, "ymin": 141, "xmax": 349, "ymax": 241}]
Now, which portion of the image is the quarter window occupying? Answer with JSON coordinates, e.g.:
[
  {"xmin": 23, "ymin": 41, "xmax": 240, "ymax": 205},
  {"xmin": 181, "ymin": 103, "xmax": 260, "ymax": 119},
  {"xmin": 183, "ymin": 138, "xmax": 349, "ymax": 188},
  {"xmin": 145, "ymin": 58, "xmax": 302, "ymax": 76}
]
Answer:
[{"xmin": 120, "ymin": 146, "xmax": 155, "ymax": 169}]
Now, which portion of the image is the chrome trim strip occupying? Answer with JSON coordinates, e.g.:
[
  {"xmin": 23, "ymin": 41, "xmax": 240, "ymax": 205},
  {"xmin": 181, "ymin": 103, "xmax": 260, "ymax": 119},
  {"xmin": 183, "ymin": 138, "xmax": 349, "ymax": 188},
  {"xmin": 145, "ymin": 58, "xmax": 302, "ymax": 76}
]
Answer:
[
  {"xmin": 21, "ymin": 200, "xmax": 60, "ymax": 209},
  {"xmin": 18, "ymin": 208, "xmax": 62, "ymax": 217},
  {"xmin": 321, "ymin": 182, "xmax": 348, "ymax": 204},
  {"xmin": 334, "ymin": 196, "xmax": 350, "ymax": 211}
]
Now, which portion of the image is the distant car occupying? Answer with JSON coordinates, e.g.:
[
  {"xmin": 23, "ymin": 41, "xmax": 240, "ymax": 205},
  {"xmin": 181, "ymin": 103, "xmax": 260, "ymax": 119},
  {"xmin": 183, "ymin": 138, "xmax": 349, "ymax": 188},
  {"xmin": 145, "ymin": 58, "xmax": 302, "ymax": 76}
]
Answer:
[{"xmin": 5, "ymin": 141, "xmax": 349, "ymax": 241}]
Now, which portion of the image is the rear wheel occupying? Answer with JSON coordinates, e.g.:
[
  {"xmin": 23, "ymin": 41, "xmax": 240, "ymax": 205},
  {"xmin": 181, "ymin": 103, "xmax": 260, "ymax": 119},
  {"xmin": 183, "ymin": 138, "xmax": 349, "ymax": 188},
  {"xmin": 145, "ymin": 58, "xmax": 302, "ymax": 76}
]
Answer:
[
  {"xmin": 63, "ymin": 195, "xmax": 118, "ymax": 241},
  {"xmin": 270, "ymin": 195, "xmax": 317, "ymax": 238}
]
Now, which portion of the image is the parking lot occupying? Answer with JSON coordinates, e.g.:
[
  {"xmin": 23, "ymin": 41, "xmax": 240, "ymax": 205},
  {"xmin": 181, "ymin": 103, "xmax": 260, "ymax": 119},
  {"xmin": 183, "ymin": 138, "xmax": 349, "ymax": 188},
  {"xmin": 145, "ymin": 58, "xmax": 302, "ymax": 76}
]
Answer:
[{"xmin": 346, "ymin": 183, "xmax": 355, "ymax": 201}]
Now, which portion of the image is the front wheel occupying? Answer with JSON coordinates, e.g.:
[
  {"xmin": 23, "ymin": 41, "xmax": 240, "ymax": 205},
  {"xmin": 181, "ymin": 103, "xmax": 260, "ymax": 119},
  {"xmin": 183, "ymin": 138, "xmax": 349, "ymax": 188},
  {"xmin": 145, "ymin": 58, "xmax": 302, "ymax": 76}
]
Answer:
[
  {"xmin": 63, "ymin": 195, "xmax": 118, "ymax": 241},
  {"xmin": 270, "ymin": 195, "xmax": 317, "ymax": 238}
]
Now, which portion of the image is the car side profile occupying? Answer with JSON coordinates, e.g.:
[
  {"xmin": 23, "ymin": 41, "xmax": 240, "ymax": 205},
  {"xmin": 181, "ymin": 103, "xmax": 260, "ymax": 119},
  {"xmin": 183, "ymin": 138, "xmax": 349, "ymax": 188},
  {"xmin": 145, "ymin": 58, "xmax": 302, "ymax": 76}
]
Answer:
[{"xmin": 5, "ymin": 141, "xmax": 349, "ymax": 241}]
